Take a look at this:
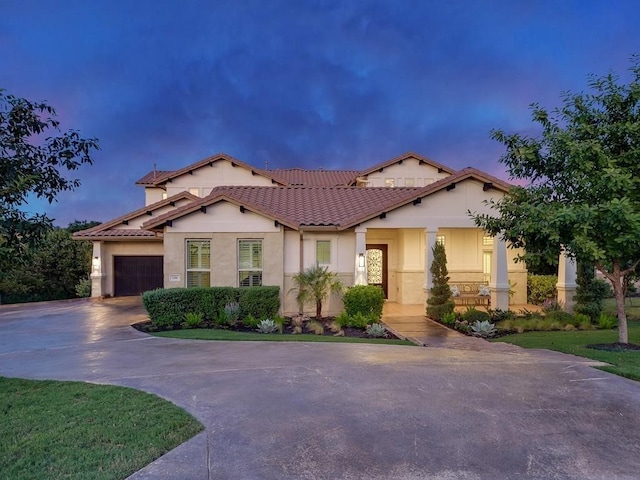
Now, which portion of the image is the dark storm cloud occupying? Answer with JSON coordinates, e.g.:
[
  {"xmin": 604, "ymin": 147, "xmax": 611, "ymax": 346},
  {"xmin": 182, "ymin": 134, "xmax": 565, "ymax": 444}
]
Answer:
[{"xmin": 1, "ymin": 0, "xmax": 640, "ymax": 224}]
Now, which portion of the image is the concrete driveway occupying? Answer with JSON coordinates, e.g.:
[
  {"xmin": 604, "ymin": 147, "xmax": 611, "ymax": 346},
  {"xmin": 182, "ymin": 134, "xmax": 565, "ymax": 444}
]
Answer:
[{"xmin": 1, "ymin": 298, "xmax": 640, "ymax": 480}]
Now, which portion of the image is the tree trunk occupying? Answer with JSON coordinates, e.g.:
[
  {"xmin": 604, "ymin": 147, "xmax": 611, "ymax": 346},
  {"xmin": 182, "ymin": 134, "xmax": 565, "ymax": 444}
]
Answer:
[
  {"xmin": 612, "ymin": 279, "xmax": 629, "ymax": 344},
  {"xmin": 596, "ymin": 261, "xmax": 629, "ymax": 344},
  {"xmin": 316, "ymin": 299, "xmax": 322, "ymax": 320}
]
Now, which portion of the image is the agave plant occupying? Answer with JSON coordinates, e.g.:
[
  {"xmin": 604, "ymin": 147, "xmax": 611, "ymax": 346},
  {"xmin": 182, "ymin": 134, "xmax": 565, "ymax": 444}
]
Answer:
[
  {"xmin": 471, "ymin": 320, "xmax": 497, "ymax": 338},
  {"xmin": 256, "ymin": 319, "xmax": 279, "ymax": 334},
  {"xmin": 366, "ymin": 323, "xmax": 388, "ymax": 338}
]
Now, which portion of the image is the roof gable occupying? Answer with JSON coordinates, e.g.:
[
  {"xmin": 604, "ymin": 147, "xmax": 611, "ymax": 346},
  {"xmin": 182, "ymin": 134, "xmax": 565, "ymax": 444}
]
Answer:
[
  {"xmin": 148, "ymin": 153, "xmax": 286, "ymax": 187},
  {"xmin": 73, "ymin": 191, "xmax": 199, "ymax": 239},
  {"xmin": 353, "ymin": 151, "xmax": 456, "ymax": 184}
]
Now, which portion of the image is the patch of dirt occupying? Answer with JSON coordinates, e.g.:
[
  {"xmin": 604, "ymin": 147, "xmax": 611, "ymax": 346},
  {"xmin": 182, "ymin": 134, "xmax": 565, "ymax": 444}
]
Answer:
[
  {"xmin": 586, "ymin": 343, "xmax": 640, "ymax": 352},
  {"xmin": 132, "ymin": 319, "xmax": 400, "ymax": 340}
]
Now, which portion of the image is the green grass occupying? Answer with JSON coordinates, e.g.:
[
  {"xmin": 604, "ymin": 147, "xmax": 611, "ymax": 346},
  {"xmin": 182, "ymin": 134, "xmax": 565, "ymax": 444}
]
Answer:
[
  {"xmin": 154, "ymin": 328, "xmax": 415, "ymax": 345},
  {"xmin": 0, "ymin": 377, "xmax": 203, "ymax": 480},
  {"xmin": 602, "ymin": 297, "xmax": 640, "ymax": 321},
  {"xmin": 492, "ymin": 315, "xmax": 640, "ymax": 381}
]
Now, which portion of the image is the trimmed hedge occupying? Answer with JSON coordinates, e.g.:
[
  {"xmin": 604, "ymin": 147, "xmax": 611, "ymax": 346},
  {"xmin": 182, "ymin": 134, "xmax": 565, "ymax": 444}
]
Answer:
[
  {"xmin": 142, "ymin": 286, "xmax": 280, "ymax": 329},
  {"xmin": 342, "ymin": 285, "xmax": 385, "ymax": 319}
]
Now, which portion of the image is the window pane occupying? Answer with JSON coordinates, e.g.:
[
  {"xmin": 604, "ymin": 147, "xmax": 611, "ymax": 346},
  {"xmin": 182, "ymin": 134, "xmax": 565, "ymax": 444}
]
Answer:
[
  {"xmin": 483, "ymin": 236, "xmax": 494, "ymax": 246},
  {"xmin": 316, "ymin": 240, "xmax": 330, "ymax": 264},
  {"xmin": 405, "ymin": 178, "xmax": 415, "ymax": 187},
  {"xmin": 238, "ymin": 240, "xmax": 262, "ymax": 287},
  {"xmin": 187, "ymin": 271, "xmax": 210, "ymax": 288},
  {"xmin": 437, "ymin": 235, "xmax": 445, "ymax": 245},
  {"xmin": 385, "ymin": 178, "xmax": 394, "ymax": 187}
]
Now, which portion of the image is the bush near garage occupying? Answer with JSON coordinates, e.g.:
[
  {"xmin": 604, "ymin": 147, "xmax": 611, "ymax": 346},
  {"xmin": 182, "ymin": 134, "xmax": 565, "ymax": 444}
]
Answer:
[{"xmin": 142, "ymin": 286, "xmax": 280, "ymax": 329}]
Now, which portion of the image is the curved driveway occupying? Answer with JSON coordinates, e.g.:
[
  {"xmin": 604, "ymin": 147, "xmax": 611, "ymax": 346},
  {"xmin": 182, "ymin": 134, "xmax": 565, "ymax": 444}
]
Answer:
[{"xmin": 1, "ymin": 298, "xmax": 639, "ymax": 480}]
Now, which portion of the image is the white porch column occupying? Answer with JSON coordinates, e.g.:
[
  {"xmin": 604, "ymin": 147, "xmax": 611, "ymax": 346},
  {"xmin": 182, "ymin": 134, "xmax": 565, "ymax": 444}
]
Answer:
[
  {"xmin": 354, "ymin": 226, "xmax": 367, "ymax": 285},
  {"xmin": 90, "ymin": 241, "xmax": 106, "ymax": 298},
  {"xmin": 490, "ymin": 235, "xmax": 510, "ymax": 310},
  {"xmin": 423, "ymin": 229, "xmax": 438, "ymax": 300},
  {"xmin": 557, "ymin": 250, "xmax": 577, "ymax": 313}
]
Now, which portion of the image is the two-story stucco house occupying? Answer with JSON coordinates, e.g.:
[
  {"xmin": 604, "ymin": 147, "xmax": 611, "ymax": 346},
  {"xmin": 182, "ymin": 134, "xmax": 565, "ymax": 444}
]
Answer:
[{"xmin": 75, "ymin": 151, "xmax": 557, "ymax": 316}]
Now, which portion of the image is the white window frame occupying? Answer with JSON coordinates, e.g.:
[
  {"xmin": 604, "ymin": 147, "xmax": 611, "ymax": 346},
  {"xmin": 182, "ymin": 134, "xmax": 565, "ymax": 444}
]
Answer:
[
  {"xmin": 384, "ymin": 178, "xmax": 395, "ymax": 188},
  {"xmin": 238, "ymin": 239, "xmax": 263, "ymax": 287},
  {"xmin": 186, "ymin": 239, "xmax": 211, "ymax": 288}
]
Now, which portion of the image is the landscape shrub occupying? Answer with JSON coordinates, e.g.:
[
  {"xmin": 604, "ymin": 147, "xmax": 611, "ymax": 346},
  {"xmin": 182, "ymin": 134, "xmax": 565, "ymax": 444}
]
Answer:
[
  {"xmin": 597, "ymin": 313, "xmax": 618, "ymax": 330},
  {"xmin": 335, "ymin": 311, "xmax": 377, "ymax": 329},
  {"xmin": 239, "ymin": 286, "xmax": 280, "ymax": 320},
  {"xmin": 142, "ymin": 286, "xmax": 280, "ymax": 328},
  {"xmin": 342, "ymin": 285, "xmax": 385, "ymax": 319},
  {"xmin": 461, "ymin": 307, "xmax": 491, "ymax": 324},
  {"xmin": 527, "ymin": 275, "xmax": 557, "ymax": 305}
]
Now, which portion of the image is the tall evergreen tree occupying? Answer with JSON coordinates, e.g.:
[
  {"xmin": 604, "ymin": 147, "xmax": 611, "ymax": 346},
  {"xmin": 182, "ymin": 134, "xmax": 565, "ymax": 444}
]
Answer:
[{"xmin": 426, "ymin": 242, "xmax": 455, "ymax": 320}]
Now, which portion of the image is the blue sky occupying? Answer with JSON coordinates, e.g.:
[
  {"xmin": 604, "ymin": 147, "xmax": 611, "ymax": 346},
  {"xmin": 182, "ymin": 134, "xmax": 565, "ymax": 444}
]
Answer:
[{"xmin": 2, "ymin": 0, "xmax": 639, "ymax": 225}]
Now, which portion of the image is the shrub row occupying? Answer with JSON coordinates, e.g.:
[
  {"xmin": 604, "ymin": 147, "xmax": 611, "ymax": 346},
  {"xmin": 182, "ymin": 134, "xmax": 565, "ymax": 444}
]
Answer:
[{"xmin": 142, "ymin": 286, "xmax": 280, "ymax": 328}]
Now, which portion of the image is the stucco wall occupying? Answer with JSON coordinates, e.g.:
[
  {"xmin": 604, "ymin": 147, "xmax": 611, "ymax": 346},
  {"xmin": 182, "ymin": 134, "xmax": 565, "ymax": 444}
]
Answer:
[
  {"xmin": 145, "ymin": 187, "xmax": 165, "ymax": 205},
  {"xmin": 164, "ymin": 159, "xmax": 273, "ymax": 197},
  {"xmin": 282, "ymin": 230, "xmax": 355, "ymax": 316},
  {"xmin": 167, "ymin": 201, "xmax": 280, "ymax": 233},
  {"xmin": 98, "ymin": 241, "xmax": 164, "ymax": 296},
  {"xmin": 163, "ymin": 231, "xmax": 284, "ymax": 291}
]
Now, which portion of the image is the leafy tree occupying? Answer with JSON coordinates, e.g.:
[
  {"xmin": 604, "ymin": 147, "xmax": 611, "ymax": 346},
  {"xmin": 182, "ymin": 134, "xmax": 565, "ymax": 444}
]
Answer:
[
  {"xmin": 474, "ymin": 58, "xmax": 640, "ymax": 344},
  {"xmin": 0, "ymin": 89, "xmax": 99, "ymax": 270},
  {"xmin": 426, "ymin": 241, "xmax": 455, "ymax": 320},
  {"xmin": 573, "ymin": 259, "xmax": 610, "ymax": 321},
  {"xmin": 0, "ymin": 221, "xmax": 96, "ymax": 303},
  {"xmin": 290, "ymin": 264, "xmax": 343, "ymax": 319}
]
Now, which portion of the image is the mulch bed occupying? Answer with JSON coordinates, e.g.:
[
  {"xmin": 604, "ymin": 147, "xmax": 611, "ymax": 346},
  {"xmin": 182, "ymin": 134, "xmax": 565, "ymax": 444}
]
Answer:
[
  {"xmin": 132, "ymin": 318, "xmax": 401, "ymax": 340},
  {"xmin": 586, "ymin": 343, "xmax": 640, "ymax": 352}
]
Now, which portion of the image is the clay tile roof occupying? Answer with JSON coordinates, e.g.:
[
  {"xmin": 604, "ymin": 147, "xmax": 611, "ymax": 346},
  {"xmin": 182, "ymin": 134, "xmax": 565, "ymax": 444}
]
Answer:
[
  {"xmin": 355, "ymin": 151, "xmax": 456, "ymax": 182},
  {"xmin": 142, "ymin": 168, "xmax": 513, "ymax": 232},
  {"xmin": 72, "ymin": 191, "xmax": 199, "ymax": 239},
  {"xmin": 267, "ymin": 169, "xmax": 361, "ymax": 186},
  {"xmin": 135, "ymin": 170, "xmax": 175, "ymax": 185}
]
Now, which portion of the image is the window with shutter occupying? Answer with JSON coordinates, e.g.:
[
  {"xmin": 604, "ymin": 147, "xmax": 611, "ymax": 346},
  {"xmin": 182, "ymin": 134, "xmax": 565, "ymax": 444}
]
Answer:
[
  {"xmin": 238, "ymin": 239, "xmax": 262, "ymax": 287},
  {"xmin": 186, "ymin": 240, "xmax": 210, "ymax": 287}
]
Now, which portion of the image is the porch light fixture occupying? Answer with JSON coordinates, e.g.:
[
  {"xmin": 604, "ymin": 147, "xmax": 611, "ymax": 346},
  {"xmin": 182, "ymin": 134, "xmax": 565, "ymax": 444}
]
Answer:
[
  {"xmin": 358, "ymin": 253, "xmax": 365, "ymax": 268},
  {"xmin": 91, "ymin": 256, "xmax": 100, "ymax": 273}
]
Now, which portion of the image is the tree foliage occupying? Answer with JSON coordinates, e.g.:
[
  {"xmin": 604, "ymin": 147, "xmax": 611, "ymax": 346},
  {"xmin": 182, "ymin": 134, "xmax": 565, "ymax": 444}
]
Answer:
[
  {"xmin": 0, "ymin": 222, "xmax": 96, "ymax": 303},
  {"xmin": 290, "ymin": 264, "xmax": 343, "ymax": 319},
  {"xmin": 426, "ymin": 241, "xmax": 454, "ymax": 320},
  {"xmin": 474, "ymin": 57, "xmax": 640, "ymax": 343},
  {"xmin": 0, "ymin": 89, "xmax": 99, "ymax": 266}
]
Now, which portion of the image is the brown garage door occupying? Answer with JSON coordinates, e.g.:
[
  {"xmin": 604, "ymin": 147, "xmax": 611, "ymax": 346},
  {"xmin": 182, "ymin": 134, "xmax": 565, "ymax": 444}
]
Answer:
[{"xmin": 113, "ymin": 256, "xmax": 163, "ymax": 296}]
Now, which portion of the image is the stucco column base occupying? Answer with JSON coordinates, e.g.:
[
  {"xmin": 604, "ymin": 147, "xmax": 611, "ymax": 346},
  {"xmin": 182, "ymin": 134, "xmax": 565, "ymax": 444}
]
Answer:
[
  {"xmin": 90, "ymin": 273, "xmax": 106, "ymax": 298},
  {"xmin": 557, "ymin": 286, "xmax": 577, "ymax": 314},
  {"xmin": 490, "ymin": 287, "xmax": 509, "ymax": 311}
]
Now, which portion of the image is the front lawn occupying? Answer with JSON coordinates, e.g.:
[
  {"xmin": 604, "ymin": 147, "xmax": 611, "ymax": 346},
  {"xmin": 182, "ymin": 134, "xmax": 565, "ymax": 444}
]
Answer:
[
  {"xmin": 492, "ymin": 320, "xmax": 640, "ymax": 381},
  {"xmin": 0, "ymin": 377, "xmax": 203, "ymax": 480},
  {"xmin": 154, "ymin": 328, "xmax": 414, "ymax": 345}
]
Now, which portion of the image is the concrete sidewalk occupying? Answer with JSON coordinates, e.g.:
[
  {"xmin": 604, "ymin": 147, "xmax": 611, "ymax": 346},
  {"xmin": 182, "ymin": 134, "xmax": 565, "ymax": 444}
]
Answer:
[{"xmin": 2, "ymin": 298, "xmax": 640, "ymax": 479}]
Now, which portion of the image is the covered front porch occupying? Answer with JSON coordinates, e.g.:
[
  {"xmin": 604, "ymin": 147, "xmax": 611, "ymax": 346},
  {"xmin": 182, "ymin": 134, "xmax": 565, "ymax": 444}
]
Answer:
[{"xmin": 353, "ymin": 226, "xmax": 529, "ymax": 311}]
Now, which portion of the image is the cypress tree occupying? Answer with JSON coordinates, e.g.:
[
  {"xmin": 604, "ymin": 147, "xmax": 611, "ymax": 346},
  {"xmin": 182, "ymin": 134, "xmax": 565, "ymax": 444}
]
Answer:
[{"xmin": 426, "ymin": 242, "xmax": 455, "ymax": 320}]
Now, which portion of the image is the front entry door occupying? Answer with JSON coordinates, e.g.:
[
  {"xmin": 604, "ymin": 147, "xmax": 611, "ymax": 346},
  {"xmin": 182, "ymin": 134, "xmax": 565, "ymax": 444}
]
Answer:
[{"xmin": 366, "ymin": 244, "xmax": 388, "ymax": 298}]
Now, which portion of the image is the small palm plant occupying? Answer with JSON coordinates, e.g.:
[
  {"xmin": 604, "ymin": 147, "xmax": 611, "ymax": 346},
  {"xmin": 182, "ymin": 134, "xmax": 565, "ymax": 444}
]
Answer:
[{"xmin": 290, "ymin": 264, "xmax": 343, "ymax": 319}]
